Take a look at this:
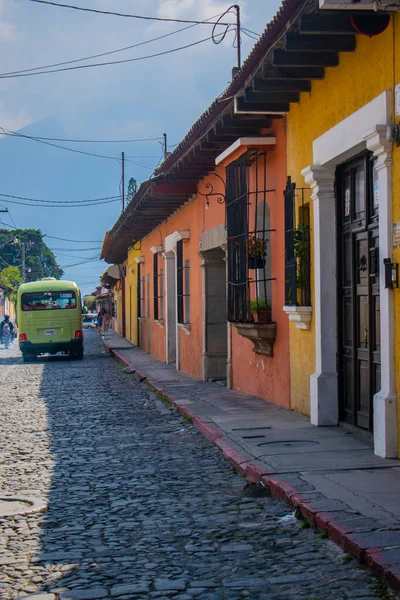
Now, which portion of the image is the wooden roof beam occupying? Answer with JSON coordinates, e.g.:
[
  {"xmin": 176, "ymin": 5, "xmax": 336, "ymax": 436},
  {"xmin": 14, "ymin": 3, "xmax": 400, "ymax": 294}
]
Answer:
[
  {"xmin": 262, "ymin": 64, "xmax": 325, "ymax": 80},
  {"xmin": 300, "ymin": 12, "xmax": 358, "ymax": 34},
  {"xmin": 285, "ymin": 33, "xmax": 356, "ymax": 52},
  {"xmin": 273, "ymin": 49, "xmax": 339, "ymax": 67},
  {"xmin": 254, "ymin": 77, "xmax": 311, "ymax": 93},
  {"xmin": 245, "ymin": 87, "xmax": 300, "ymax": 104}
]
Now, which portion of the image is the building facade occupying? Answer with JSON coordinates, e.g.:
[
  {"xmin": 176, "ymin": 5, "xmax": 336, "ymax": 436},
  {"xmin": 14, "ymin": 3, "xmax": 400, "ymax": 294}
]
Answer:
[{"xmin": 102, "ymin": 0, "xmax": 400, "ymax": 457}]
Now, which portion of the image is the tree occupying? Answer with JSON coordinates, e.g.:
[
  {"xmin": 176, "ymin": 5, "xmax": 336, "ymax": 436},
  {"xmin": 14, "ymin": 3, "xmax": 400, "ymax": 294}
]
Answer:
[
  {"xmin": 126, "ymin": 177, "xmax": 138, "ymax": 205},
  {"xmin": 0, "ymin": 229, "xmax": 63, "ymax": 282},
  {"xmin": 83, "ymin": 295, "xmax": 96, "ymax": 312},
  {"xmin": 0, "ymin": 266, "xmax": 22, "ymax": 303}
]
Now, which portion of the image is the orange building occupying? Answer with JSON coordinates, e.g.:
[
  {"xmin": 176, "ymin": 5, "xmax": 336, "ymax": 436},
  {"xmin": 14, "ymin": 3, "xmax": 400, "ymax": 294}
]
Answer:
[{"xmin": 101, "ymin": 9, "xmax": 296, "ymax": 408}]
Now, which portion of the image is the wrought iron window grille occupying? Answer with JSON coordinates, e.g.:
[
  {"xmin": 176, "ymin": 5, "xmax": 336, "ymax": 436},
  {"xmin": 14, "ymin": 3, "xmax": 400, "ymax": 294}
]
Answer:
[
  {"xmin": 226, "ymin": 149, "xmax": 276, "ymax": 325},
  {"xmin": 177, "ymin": 239, "xmax": 190, "ymax": 325},
  {"xmin": 153, "ymin": 253, "xmax": 164, "ymax": 321},
  {"xmin": 284, "ymin": 177, "xmax": 311, "ymax": 307}
]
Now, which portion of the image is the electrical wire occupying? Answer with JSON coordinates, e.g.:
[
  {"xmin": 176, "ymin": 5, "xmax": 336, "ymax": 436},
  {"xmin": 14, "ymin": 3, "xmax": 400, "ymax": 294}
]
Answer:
[
  {"xmin": 0, "ymin": 23, "xmax": 202, "ymax": 78},
  {"xmin": 44, "ymin": 235, "xmax": 103, "ymax": 242},
  {"xmin": 0, "ymin": 127, "xmax": 120, "ymax": 161},
  {"xmin": 0, "ymin": 197, "xmax": 121, "ymax": 208},
  {"xmin": 0, "ymin": 192, "xmax": 120, "ymax": 204},
  {"xmin": 27, "ymin": 0, "xmax": 232, "ymax": 25},
  {"xmin": 50, "ymin": 246, "xmax": 101, "ymax": 251},
  {"xmin": 0, "ymin": 134, "xmax": 163, "ymax": 144},
  {"xmin": 0, "ymin": 33, "xmax": 227, "ymax": 79}
]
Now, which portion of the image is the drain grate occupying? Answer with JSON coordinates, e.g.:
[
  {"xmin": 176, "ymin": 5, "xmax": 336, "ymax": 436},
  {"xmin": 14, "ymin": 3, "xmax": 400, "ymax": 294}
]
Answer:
[
  {"xmin": 257, "ymin": 440, "xmax": 319, "ymax": 448},
  {"xmin": 0, "ymin": 495, "xmax": 47, "ymax": 517}
]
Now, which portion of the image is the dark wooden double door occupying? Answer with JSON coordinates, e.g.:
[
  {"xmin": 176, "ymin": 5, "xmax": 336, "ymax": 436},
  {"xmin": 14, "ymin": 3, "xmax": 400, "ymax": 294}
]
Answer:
[{"xmin": 337, "ymin": 153, "xmax": 380, "ymax": 431}]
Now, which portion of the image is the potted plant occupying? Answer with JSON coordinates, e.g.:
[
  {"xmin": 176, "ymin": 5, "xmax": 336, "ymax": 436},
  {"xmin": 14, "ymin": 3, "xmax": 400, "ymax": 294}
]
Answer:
[
  {"xmin": 248, "ymin": 235, "xmax": 268, "ymax": 269},
  {"xmin": 249, "ymin": 298, "xmax": 272, "ymax": 323}
]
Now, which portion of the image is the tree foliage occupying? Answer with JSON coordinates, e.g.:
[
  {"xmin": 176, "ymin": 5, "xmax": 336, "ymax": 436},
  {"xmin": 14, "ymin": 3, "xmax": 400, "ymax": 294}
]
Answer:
[
  {"xmin": 0, "ymin": 266, "xmax": 22, "ymax": 302},
  {"xmin": 83, "ymin": 295, "xmax": 96, "ymax": 311},
  {"xmin": 0, "ymin": 229, "xmax": 63, "ymax": 282},
  {"xmin": 126, "ymin": 177, "xmax": 138, "ymax": 205}
]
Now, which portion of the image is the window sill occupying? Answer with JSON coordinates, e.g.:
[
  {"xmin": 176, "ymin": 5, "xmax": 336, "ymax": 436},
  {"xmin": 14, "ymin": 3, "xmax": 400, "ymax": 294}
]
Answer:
[
  {"xmin": 233, "ymin": 322, "xmax": 277, "ymax": 357},
  {"xmin": 178, "ymin": 323, "xmax": 191, "ymax": 336},
  {"xmin": 155, "ymin": 319, "xmax": 164, "ymax": 328},
  {"xmin": 282, "ymin": 305, "xmax": 312, "ymax": 330}
]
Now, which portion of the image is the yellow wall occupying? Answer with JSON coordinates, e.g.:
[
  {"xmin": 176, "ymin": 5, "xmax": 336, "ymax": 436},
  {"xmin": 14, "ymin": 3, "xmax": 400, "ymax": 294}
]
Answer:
[
  {"xmin": 286, "ymin": 18, "xmax": 398, "ymax": 419},
  {"xmin": 125, "ymin": 243, "xmax": 141, "ymax": 345}
]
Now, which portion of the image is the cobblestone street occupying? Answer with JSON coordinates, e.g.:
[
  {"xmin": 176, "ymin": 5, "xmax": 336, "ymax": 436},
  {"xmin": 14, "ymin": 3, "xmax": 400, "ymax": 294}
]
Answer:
[{"xmin": 0, "ymin": 333, "xmax": 399, "ymax": 600}]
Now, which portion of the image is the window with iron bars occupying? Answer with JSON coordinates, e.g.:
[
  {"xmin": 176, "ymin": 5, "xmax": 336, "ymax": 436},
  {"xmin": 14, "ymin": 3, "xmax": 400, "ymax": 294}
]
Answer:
[
  {"xmin": 153, "ymin": 252, "xmax": 164, "ymax": 321},
  {"xmin": 284, "ymin": 177, "xmax": 311, "ymax": 306},
  {"xmin": 177, "ymin": 239, "xmax": 190, "ymax": 325},
  {"xmin": 227, "ymin": 149, "xmax": 275, "ymax": 324},
  {"xmin": 137, "ymin": 262, "xmax": 146, "ymax": 318}
]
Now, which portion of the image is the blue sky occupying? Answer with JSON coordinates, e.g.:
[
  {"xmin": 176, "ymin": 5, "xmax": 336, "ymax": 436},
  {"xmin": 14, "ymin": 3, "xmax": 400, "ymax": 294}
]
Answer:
[{"xmin": 0, "ymin": 0, "xmax": 282, "ymax": 297}]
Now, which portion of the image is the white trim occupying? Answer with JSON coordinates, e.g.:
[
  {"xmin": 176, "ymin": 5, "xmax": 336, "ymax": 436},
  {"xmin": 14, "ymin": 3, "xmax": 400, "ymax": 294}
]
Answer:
[
  {"xmin": 134, "ymin": 256, "xmax": 145, "ymax": 264},
  {"xmin": 150, "ymin": 245, "xmax": 163, "ymax": 254},
  {"xmin": 283, "ymin": 305, "xmax": 312, "ymax": 330},
  {"xmin": 312, "ymin": 92, "xmax": 391, "ymax": 167},
  {"xmin": 164, "ymin": 230, "xmax": 190, "ymax": 254},
  {"xmin": 215, "ymin": 136, "xmax": 276, "ymax": 166},
  {"xmin": 303, "ymin": 90, "xmax": 397, "ymax": 457}
]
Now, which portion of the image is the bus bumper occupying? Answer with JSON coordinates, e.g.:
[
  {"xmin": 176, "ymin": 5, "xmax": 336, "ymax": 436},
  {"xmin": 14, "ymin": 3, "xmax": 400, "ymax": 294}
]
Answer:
[{"xmin": 19, "ymin": 339, "xmax": 83, "ymax": 356}]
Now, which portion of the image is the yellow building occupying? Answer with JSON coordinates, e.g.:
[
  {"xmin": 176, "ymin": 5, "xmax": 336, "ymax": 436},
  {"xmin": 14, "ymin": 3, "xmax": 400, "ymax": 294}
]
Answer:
[{"xmin": 283, "ymin": 7, "xmax": 399, "ymax": 457}]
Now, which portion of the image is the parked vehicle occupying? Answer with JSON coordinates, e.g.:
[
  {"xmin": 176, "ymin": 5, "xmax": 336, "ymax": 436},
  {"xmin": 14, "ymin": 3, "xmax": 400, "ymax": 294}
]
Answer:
[
  {"xmin": 83, "ymin": 315, "xmax": 97, "ymax": 329},
  {"xmin": 17, "ymin": 278, "xmax": 83, "ymax": 361}
]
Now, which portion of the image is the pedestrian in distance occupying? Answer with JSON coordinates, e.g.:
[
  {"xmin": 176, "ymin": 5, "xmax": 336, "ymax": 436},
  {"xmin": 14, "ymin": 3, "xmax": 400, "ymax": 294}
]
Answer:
[
  {"xmin": 96, "ymin": 310, "xmax": 103, "ymax": 336},
  {"xmin": 102, "ymin": 310, "xmax": 109, "ymax": 334}
]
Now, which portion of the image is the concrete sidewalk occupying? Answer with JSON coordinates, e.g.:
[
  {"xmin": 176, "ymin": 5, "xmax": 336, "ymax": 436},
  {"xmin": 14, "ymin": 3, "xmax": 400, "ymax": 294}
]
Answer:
[{"xmin": 102, "ymin": 331, "xmax": 400, "ymax": 590}]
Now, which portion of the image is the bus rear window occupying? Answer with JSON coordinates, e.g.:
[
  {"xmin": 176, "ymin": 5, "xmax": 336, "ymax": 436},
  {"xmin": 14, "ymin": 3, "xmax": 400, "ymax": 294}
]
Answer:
[{"xmin": 22, "ymin": 291, "xmax": 77, "ymax": 311}]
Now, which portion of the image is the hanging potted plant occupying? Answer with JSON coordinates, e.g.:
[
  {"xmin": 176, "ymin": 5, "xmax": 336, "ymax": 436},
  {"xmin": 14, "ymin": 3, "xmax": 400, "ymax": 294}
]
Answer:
[
  {"xmin": 249, "ymin": 298, "xmax": 272, "ymax": 323},
  {"xmin": 248, "ymin": 235, "xmax": 268, "ymax": 269}
]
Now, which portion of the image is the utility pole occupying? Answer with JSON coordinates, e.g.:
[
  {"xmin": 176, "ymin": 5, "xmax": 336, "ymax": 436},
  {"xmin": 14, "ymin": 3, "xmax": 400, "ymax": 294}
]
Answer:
[
  {"xmin": 163, "ymin": 133, "xmax": 168, "ymax": 160},
  {"xmin": 21, "ymin": 242, "xmax": 26, "ymax": 283},
  {"xmin": 122, "ymin": 151, "xmax": 125, "ymax": 212},
  {"xmin": 234, "ymin": 4, "xmax": 241, "ymax": 69}
]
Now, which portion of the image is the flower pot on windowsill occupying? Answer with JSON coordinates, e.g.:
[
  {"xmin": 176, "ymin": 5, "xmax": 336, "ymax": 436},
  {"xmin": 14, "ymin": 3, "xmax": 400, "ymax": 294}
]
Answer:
[
  {"xmin": 248, "ymin": 257, "xmax": 266, "ymax": 270},
  {"xmin": 251, "ymin": 309, "xmax": 272, "ymax": 323},
  {"xmin": 249, "ymin": 300, "xmax": 272, "ymax": 324}
]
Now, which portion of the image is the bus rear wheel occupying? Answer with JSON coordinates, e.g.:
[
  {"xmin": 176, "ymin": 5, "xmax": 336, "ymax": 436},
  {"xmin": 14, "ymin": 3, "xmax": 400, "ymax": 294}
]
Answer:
[{"xmin": 70, "ymin": 351, "xmax": 83, "ymax": 360}]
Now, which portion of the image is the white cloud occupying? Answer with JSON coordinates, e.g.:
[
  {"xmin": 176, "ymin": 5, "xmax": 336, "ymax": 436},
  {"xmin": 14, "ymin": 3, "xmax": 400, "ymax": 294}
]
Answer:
[{"xmin": 0, "ymin": 102, "xmax": 32, "ymax": 138}]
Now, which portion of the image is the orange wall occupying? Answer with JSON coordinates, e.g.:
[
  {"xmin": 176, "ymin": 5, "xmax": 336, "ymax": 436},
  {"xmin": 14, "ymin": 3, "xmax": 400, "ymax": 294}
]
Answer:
[{"xmin": 138, "ymin": 118, "xmax": 290, "ymax": 407}]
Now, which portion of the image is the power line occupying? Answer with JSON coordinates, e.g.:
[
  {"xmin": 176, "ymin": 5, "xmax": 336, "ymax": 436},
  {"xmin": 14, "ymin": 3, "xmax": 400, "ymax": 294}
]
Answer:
[
  {"xmin": 0, "ymin": 127, "xmax": 120, "ymax": 161},
  {"xmin": 0, "ymin": 197, "xmax": 121, "ymax": 208},
  {"xmin": 27, "ymin": 0, "xmax": 232, "ymax": 26},
  {"xmin": 0, "ymin": 33, "xmax": 226, "ymax": 79},
  {"xmin": 44, "ymin": 235, "xmax": 103, "ymax": 242},
  {"xmin": 0, "ymin": 23, "xmax": 202, "ymax": 78},
  {"xmin": 0, "ymin": 192, "xmax": 120, "ymax": 204},
  {"xmin": 50, "ymin": 246, "xmax": 101, "ymax": 251},
  {"xmin": 0, "ymin": 134, "xmax": 163, "ymax": 144}
]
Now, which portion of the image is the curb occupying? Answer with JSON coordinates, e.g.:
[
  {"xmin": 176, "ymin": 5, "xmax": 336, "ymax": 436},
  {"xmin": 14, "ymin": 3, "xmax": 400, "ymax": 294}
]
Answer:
[{"xmin": 106, "ymin": 343, "xmax": 400, "ymax": 592}]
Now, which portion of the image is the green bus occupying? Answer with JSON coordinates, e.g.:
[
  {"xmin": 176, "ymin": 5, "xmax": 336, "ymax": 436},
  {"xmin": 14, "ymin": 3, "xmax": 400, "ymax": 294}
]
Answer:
[{"xmin": 17, "ymin": 278, "xmax": 84, "ymax": 361}]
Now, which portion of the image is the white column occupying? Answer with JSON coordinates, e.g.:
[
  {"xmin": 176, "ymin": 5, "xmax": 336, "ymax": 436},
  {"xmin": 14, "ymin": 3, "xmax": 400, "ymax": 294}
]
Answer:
[
  {"xmin": 302, "ymin": 165, "xmax": 338, "ymax": 426},
  {"xmin": 364, "ymin": 125, "xmax": 397, "ymax": 458},
  {"xmin": 163, "ymin": 251, "xmax": 176, "ymax": 365}
]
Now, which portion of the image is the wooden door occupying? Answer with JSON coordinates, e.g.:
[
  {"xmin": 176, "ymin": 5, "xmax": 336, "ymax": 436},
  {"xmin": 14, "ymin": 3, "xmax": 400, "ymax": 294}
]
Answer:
[{"xmin": 338, "ymin": 153, "xmax": 380, "ymax": 431}]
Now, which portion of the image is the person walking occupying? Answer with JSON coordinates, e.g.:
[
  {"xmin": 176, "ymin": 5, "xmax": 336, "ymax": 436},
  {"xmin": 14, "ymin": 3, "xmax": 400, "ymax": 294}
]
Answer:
[
  {"xmin": 96, "ymin": 310, "xmax": 103, "ymax": 336},
  {"xmin": 102, "ymin": 310, "xmax": 110, "ymax": 334}
]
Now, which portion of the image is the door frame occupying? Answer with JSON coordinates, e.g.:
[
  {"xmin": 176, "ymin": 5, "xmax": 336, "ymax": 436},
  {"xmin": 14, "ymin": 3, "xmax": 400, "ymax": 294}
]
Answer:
[
  {"xmin": 336, "ymin": 152, "xmax": 378, "ymax": 432},
  {"xmin": 301, "ymin": 90, "xmax": 397, "ymax": 457}
]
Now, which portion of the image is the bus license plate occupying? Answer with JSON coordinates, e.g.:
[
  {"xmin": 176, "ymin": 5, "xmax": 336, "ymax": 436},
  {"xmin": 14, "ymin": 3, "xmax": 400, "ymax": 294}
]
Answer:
[{"xmin": 45, "ymin": 329, "xmax": 56, "ymax": 335}]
